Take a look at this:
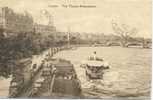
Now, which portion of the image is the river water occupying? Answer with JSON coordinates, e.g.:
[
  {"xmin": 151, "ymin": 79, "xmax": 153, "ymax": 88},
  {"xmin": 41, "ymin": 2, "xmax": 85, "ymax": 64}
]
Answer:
[
  {"xmin": 0, "ymin": 46, "xmax": 151, "ymax": 98},
  {"xmin": 54, "ymin": 46, "xmax": 151, "ymax": 98}
]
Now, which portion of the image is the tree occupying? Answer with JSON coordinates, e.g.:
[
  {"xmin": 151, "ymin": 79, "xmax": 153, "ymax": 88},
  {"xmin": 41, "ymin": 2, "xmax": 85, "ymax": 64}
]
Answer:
[{"xmin": 111, "ymin": 21, "xmax": 138, "ymax": 47}]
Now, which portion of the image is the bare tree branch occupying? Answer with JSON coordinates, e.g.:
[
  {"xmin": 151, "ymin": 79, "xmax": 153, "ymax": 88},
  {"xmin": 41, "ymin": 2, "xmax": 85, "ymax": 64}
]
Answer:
[{"xmin": 111, "ymin": 21, "xmax": 138, "ymax": 47}]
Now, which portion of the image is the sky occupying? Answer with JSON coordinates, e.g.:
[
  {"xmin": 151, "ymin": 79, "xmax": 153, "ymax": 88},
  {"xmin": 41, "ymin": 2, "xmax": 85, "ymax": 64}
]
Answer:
[{"xmin": 0, "ymin": 0, "xmax": 151, "ymax": 38}]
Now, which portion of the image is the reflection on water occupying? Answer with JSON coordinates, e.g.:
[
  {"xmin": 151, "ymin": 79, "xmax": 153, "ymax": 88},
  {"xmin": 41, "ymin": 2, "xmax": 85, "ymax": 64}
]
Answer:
[
  {"xmin": 54, "ymin": 47, "xmax": 151, "ymax": 97},
  {"xmin": 0, "ymin": 47, "xmax": 151, "ymax": 98}
]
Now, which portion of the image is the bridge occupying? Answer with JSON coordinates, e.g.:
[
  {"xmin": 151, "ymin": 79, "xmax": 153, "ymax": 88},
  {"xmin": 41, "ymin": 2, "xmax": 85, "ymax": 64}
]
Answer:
[
  {"xmin": 126, "ymin": 42, "xmax": 151, "ymax": 48},
  {"xmin": 106, "ymin": 41, "xmax": 151, "ymax": 48}
]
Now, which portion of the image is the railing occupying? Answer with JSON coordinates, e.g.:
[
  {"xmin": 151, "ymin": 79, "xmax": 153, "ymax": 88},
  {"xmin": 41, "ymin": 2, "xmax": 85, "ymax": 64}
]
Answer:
[{"xmin": 9, "ymin": 45, "xmax": 71, "ymax": 98}]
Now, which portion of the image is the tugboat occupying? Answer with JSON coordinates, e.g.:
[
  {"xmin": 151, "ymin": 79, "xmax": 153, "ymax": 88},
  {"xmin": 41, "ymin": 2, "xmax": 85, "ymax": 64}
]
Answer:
[
  {"xmin": 81, "ymin": 52, "xmax": 110, "ymax": 80},
  {"xmin": 82, "ymin": 60, "xmax": 109, "ymax": 80}
]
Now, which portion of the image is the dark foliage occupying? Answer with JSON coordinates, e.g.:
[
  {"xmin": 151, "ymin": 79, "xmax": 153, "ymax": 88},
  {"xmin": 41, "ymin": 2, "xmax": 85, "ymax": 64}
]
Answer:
[{"xmin": 0, "ymin": 32, "xmax": 58, "ymax": 78}]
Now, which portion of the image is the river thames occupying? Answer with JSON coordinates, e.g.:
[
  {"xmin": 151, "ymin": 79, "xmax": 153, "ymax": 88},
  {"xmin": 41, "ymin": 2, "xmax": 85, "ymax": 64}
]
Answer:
[
  {"xmin": 0, "ymin": 46, "xmax": 151, "ymax": 98},
  {"xmin": 54, "ymin": 46, "xmax": 151, "ymax": 98}
]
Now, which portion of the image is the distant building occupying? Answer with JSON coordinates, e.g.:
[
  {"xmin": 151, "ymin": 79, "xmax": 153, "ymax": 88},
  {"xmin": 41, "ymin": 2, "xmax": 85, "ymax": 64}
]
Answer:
[
  {"xmin": 0, "ymin": 7, "xmax": 34, "ymax": 36},
  {"xmin": 34, "ymin": 23, "xmax": 56, "ymax": 36},
  {"xmin": 55, "ymin": 32, "xmax": 67, "ymax": 41}
]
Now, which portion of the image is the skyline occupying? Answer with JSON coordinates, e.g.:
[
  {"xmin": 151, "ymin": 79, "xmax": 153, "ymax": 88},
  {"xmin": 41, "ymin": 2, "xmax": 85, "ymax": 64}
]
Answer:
[{"xmin": 0, "ymin": 0, "xmax": 151, "ymax": 38}]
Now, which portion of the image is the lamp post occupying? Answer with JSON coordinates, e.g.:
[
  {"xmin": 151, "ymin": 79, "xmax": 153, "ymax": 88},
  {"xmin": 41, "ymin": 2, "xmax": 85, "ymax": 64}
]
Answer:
[{"xmin": 67, "ymin": 26, "xmax": 71, "ymax": 48}]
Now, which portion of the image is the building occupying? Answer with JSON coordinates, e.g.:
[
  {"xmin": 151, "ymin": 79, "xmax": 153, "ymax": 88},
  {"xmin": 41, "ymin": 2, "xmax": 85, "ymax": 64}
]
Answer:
[
  {"xmin": 0, "ymin": 7, "xmax": 34, "ymax": 36},
  {"xmin": 34, "ymin": 23, "xmax": 56, "ymax": 36}
]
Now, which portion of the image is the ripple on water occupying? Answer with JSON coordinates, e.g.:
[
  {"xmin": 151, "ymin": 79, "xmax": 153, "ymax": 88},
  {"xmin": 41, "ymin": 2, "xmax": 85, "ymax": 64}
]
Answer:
[{"xmin": 54, "ymin": 47, "xmax": 151, "ymax": 97}]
